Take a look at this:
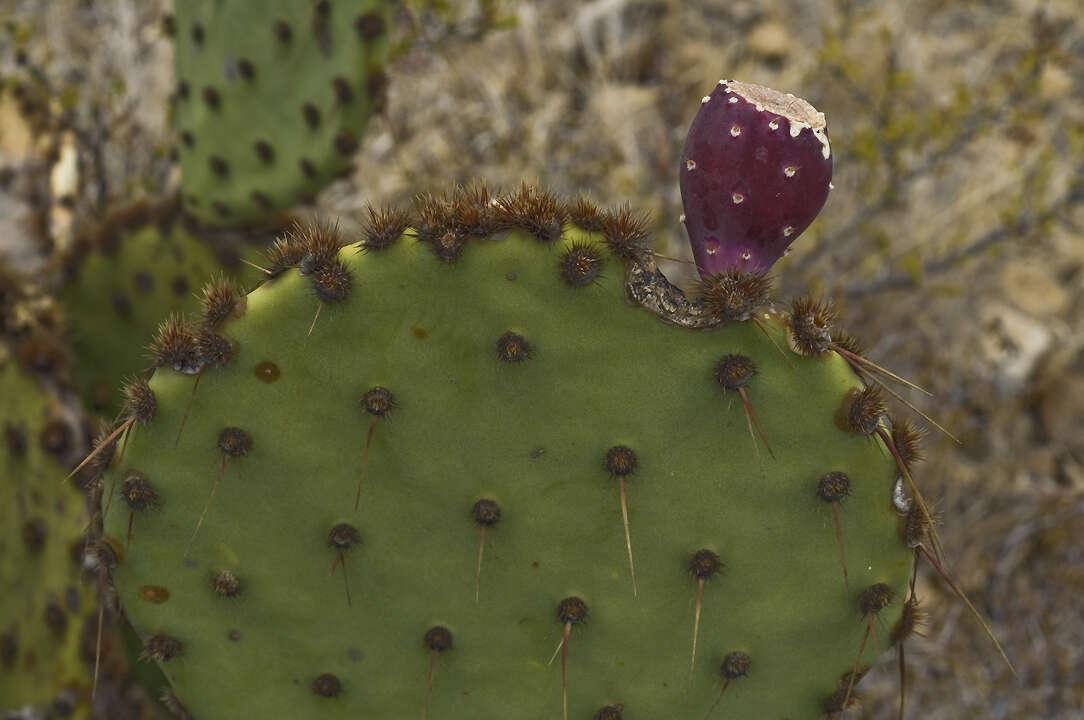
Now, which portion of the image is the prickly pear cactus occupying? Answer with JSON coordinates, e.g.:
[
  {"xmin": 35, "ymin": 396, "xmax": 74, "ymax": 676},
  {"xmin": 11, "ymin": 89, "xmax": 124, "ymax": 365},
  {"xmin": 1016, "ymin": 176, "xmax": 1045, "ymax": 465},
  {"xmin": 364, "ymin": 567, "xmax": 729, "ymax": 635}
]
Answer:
[
  {"xmin": 0, "ymin": 273, "xmax": 94, "ymax": 716},
  {"xmin": 94, "ymin": 178, "xmax": 918, "ymax": 718},
  {"xmin": 57, "ymin": 203, "xmax": 228, "ymax": 416},
  {"xmin": 171, "ymin": 0, "xmax": 392, "ymax": 225}
]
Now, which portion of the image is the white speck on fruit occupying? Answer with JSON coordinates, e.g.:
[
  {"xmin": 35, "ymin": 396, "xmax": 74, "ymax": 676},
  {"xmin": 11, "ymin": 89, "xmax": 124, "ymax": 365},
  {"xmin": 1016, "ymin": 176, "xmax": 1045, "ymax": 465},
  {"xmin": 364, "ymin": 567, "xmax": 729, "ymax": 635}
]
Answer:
[
  {"xmin": 740, "ymin": 251, "xmax": 752, "ymax": 260},
  {"xmin": 732, "ymin": 193, "xmax": 744, "ymax": 204},
  {"xmin": 730, "ymin": 125, "xmax": 741, "ymax": 137},
  {"xmin": 783, "ymin": 225, "xmax": 794, "ymax": 237},
  {"xmin": 686, "ymin": 159, "xmax": 696, "ymax": 171},
  {"xmin": 728, "ymin": 96, "xmax": 739, "ymax": 104},
  {"xmin": 679, "ymin": 213, "xmax": 686, "ymax": 223},
  {"xmin": 784, "ymin": 166, "xmax": 797, "ymax": 178},
  {"xmin": 702, "ymin": 95, "xmax": 711, "ymax": 104},
  {"xmin": 768, "ymin": 119, "xmax": 780, "ymax": 131}
]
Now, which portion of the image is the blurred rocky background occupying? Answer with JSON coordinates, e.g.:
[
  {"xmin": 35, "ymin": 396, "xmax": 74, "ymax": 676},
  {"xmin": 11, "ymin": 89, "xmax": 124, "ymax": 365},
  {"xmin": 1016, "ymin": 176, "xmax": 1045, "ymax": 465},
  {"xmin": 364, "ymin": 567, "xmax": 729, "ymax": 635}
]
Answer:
[{"xmin": 1, "ymin": 0, "xmax": 1081, "ymax": 717}]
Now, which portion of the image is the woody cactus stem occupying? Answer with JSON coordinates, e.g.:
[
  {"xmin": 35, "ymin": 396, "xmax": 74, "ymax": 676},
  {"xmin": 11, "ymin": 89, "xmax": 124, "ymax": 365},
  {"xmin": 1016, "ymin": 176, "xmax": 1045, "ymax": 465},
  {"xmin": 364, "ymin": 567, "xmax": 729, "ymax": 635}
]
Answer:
[{"xmin": 680, "ymin": 80, "xmax": 833, "ymax": 276}]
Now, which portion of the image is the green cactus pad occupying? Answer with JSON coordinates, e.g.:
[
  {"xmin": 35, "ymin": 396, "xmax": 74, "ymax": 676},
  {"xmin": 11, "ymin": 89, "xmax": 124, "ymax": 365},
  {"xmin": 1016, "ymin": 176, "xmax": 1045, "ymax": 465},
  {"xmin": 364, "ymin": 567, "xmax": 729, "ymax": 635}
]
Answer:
[
  {"xmin": 0, "ymin": 350, "xmax": 95, "ymax": 715},
  {"xmin": 173, "ymin": 0, "xmax": 391, "ymax": 225},
  {"xmin": 100, "ymin": 211, "xmax": 913, "ymax": 719},
  {"xmin": 59, "ymin": 214, "xmax": 226, "ymax": 416}
]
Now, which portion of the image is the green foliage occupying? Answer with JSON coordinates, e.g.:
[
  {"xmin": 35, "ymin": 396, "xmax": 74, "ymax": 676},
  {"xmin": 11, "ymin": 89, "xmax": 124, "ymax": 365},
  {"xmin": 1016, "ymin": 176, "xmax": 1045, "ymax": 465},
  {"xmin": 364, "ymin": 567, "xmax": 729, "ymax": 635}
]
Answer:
[
  {"xmin": 99, "ymin": 209, "xmax": 912, "ymax": 719},
  {"xmin": 172, "ymin": 0, "xmax": 392, "ymax": 225}
]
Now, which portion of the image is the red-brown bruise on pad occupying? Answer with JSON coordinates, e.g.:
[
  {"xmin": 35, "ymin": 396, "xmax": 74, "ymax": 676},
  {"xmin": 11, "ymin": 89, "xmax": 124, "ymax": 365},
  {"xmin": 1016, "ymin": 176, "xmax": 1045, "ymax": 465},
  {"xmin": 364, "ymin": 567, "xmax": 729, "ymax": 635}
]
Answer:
[{"xmin": 680, "ymin": 80, "xmax": 832, "ymax": 276}]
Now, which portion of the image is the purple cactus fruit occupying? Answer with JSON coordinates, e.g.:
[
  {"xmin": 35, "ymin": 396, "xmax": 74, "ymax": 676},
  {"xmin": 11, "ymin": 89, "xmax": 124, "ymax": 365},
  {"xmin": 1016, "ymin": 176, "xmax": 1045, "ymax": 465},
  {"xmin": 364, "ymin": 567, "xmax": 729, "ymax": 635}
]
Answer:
[{"xmin": 680, "ymin": 80, "xmax": 833, "ymax": 276}]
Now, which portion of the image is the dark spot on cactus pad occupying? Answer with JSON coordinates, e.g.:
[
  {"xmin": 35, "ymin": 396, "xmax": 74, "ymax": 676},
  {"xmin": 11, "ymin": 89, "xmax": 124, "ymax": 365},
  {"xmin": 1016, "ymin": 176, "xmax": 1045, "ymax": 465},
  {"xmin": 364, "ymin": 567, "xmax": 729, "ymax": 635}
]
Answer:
[
  {"xmin": 217, "ymin": 427, "xmax": 252, "ymax": 457},
  {"xmin": 237, "ymin": 58, "xmax": 255, "ymax": 80},
  {"xmin": 696, "ymin": 270, "xmax": 772, "ymax": 323},
  {"xmin": 367, "ymin": 69, "xmax": 389, "ymax": 108},
  {"xmin": 17, "ymin": 336, "xmax": 67, "ymax": 375},
  {"xmin": 228, "ymin": 629, "xmax": 242, "ymax": 642},
  {"xmin": 333, "ymin": 130, "xmax": 359, "ymax": 156},
  {"xmin": 38, "ymin": 419, "xmax": 72, "ymax": 459},
  {"xmin": 142, "ymin": 634, "xmax": 182, "ymax": 662},
  {"xmin": 161, "ymin": 14, "xmax": 175, "ymax": 36},
  {"xmin": 150, "ymin": 315, "xmax": 202, "ymax": 374},
  {"xmin": 44, "ymin": 600, "xmax": 68, "ymax": 636},
  {"xmin": 424, "ymin": 626, "xmax": 453, "ymax": 652},
  {"xmin": 713, "ymin": 354, "xmax": 757, "ymax": 390},
  {"xmin": 411, "ymin": 327, "xmax": 428, "ymax": 340},
  {"xmin": 212, "ymin": 571, "xmax": 241, "ymax": 598},
  {"xmin": 594, "ymin": 704, "xmax": 625, "ymax": 720},
  {"xmin": 273, "ymin": 19, "xmax": 292, "ymax": 43},
  {"xmin": 122, "ymin": 471, "xmax": 158, "ymax": 510},
  {"xmin": 355, "ymin": 12, "xmax": 387, "ymax": 39},
  {"xmin": 360, "ymin": 204, "xmax": 410, "ymax": 251},
  {"xmin": 132, "ymin": 270, "xmax": 154, "ymax": 294},
  {"xmin": 190, "ymin": 23, "xmax": 204, "ymax": 46},
  {"xmin": 121, "ymin": 377, "xmax": 157, "ymax": 422},
  {"xmin": 5, "ymin": 424, "xmax": 28, "ymax": 456},
  {"xmin": 688, "ymin": 549, "xmax": 723, "ymax": 580},
  {"xmin": 556, "ymin": 597, "xmax": 588, "ymax": 625},
  {"xmin": 299, "ymin": 157, "xmax": 317, "ymax": 179},
  {"xmin": 788, "ymin": 296, "xmax": 836, "ymax": 356},
  {"xmin": 171, "ymin": 275, "xmax": 190, "ymax": 297},
  {"xmin": 332, "ymin": 76, "xmax": 354, "ymax": 105},
  {"xmin": 472, "ymin": 499, "xmax": 501, "ymax": 526},
  {"xmin": 720, "ymin": 651, "xmax": 751, "ymax": 679},
  {"xmin": 22, "ymin": 518, "xmax": 46, "ymax": 552},
  {"xmin": 559, "ymin": 241, "xmax": 604, "ymax": 287},
  {"xmin": 599, "ymin": 205, "xmax": 651, "ymax": 261},
  {"xmin": 251, "ymin": 190, "xmax": 272, "ymax": 211},
  {"xmin": 313, "ymin": 673, "xmax": 342, "ymax": 698},
  {"xmin": 138, "ymin": 586, "xmax": 170, "ymax": 604},
  {"xmin": 362, "ymin": 386, "xmax": 396, "ymax": 417},
  {"xmin": 329, "ymin": 523, "xmax": 361, "ymax": 549},
  {"xmin": 208, "ymin": 155, "xmax": 229, "ymax": 177},
  {"xmin": 310, "ymin": 259, "xmax": 352, "ymax": 303},
  {"xmin": 177, "ymin": 80, "xmax": 189, "ymax": 100},
  {"xmin": 604, "ymin": 445, "xmax": 637, "ymax": 477},
  {"xmin": 201, "ymin": 86, "xmax": 220, "ymax": 110},
  {"xmin": 496, "ymin": 331, "xmax": 532, "ymax": 363},
  {"xmin": 841, "ymin": 386, "xmax": 885, "ymax": 436},
  {"xmin": 211, "ymin": 201, "xmax": 231, "ymax": 218},
  {"xmin": 179, "ymin": 130, "xmax": 194, "ymax": 148},
  {"xmin": 570, "ymin": 196, "xmax": 604, "ymax": 232},
  {"xmin": 253, "ymin": 140, "xmax": 274, "ymax": 164},
  {"xmin": 251, "ymin": 361, "xmax": 281, "ymax": 385},
  {"xmin": 858, "ymin": 583, "xmax": 895, "ymax": 615},
  {"xmin": 816, "ymin": 472, "xmax": 851, "ymax": 503},
  {"xmin": 890, "ymin": 416, "xmax": 925, "ymax": 467},
  {"xmin": 301, "ymin": 103, "xmax": 321, "ymax": 130},
  {"xmin": 0, "ymin": 631, "xmax": 16, "ymax": 666}
]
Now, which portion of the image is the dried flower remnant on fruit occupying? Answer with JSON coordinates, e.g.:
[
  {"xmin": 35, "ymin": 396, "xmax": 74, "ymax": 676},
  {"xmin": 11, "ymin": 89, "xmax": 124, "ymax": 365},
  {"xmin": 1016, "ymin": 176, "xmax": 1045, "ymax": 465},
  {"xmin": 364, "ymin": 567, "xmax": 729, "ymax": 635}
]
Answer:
[
  {"xmin": 696, "ymin": 270, "xmax": 773, "ymax": 323},
  {"xmin": 680, "ymin": 80, "xmax": 832, "ymax": 276}
]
